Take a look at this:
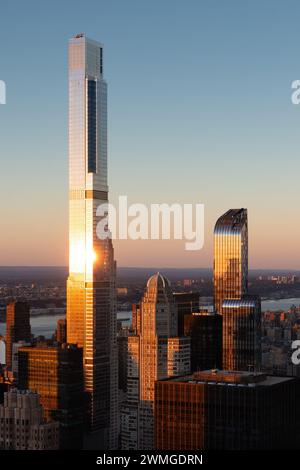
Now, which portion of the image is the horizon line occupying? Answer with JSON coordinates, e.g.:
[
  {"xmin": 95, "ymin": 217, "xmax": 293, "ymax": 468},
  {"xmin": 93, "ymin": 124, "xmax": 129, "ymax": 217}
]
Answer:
[{"xmin": 0, "ymin": 265, "xmax": 299, "ymax": 272}]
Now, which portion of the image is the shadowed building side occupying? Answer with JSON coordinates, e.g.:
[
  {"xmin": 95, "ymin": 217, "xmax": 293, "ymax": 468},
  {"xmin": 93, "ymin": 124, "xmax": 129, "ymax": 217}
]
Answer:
[
  {"xmin": 221, "ymin": 296, "xmax": 261, "ymax": 371},
  {"xmin": 173, "ymin": 292, "xmax": 200, "ymax": 336},
  {"xmin": 18, "ymin": 344, "xmax": 84, "ymax": 449},
  {"xmin": 5, "ymin": 301, "xmax": 31, "ymax": 370},
  {"xmin": 184, "ymin": 312, "xmax": 222, "ymax": 371},
  {"xmin": 155, "ymin": 371, "xmax": 300, "ymax": 450}
]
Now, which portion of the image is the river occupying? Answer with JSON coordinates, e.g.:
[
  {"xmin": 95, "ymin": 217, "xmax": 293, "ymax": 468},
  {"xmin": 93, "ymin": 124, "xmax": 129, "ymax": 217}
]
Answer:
[
  {"xmin": 0, "ymin": 311, "xmax": 132, "ymax": 339},
  {"xmin": 0, "ymin": 299, "xmax": 300, "ymax": 339}
]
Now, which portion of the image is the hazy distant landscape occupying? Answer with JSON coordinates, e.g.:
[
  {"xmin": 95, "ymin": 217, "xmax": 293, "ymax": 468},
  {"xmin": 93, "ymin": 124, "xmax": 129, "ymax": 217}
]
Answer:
[{"xmin": 0, "ymin": 266, "xmax": 299, "ymax": 284}]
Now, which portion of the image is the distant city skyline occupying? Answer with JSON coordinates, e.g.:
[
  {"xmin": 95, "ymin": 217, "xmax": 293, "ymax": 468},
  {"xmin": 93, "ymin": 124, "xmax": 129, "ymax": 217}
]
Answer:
[{"xmin": 1, "ymin": 0, "xmax": 300, "ymax": 269}]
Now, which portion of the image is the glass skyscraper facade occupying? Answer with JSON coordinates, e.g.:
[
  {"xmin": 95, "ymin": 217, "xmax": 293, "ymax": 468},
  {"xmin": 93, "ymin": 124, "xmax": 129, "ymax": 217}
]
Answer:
[
  {"xmin": 67, "ymin": 34, "xmax": 118, "ymax": 449},
  {"xmin": 213, "ymin": 209, "xmax": 248, "ymax": 314},
  {"xmin": 18, "ymin": 344, "xmax": 84, "ymax": 449},
  {"xmin": 221, "ymin": 296, "xmax": 261, "ymax": 370},
  {"xmin": 213, "ymin": 209, "xmax": 261, "ymax": 371}
]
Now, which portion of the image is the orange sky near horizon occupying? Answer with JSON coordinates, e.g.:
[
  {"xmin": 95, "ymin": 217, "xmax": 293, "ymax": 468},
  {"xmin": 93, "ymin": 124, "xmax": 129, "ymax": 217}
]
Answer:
[{"xmin": 0, "ymin": 198, "xmax": 299, "ymax": 269}]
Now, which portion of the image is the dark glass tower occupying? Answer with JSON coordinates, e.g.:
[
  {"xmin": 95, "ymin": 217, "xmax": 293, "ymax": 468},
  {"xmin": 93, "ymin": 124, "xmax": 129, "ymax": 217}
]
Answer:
[
  {"xmin": 5, "ymin": 301, "xmax": 31, "ymax": 370},
  {"xmin": 184, "ymin": 312, "xmax": 222, "ymax": 371},
  {"xmin": 221, "ymin": 296, "xmax": 261, "ymax": 370},
  {"xmin": 173, "ymin": 292, "xmax": 200, "ymax": 335},
  {"xmin": 18, "ymin": 344, "xmax": 84, "ymax": 449}
]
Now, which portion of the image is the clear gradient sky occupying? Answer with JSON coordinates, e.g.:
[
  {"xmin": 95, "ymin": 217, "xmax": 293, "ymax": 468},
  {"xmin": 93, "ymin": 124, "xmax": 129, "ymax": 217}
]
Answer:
[{"xmin": 0, "ymin": 0, "xmax": 299, "ymax": 269}]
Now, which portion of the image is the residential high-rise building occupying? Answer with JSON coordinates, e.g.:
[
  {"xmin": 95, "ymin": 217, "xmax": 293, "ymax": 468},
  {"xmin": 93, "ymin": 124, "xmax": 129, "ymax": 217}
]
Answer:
[
  {"xmin": 121, "ymin": 273, "xmax": 190, "ymax": 450},
  {"xmin": 0, "ymin": 389, "xmax": 59, "ymax": 450},
  {"xmin": 155, "ymin": 370, "xmax": 300, "ymax": 450},
  {"xmin": 67, "ymin": 34, "xmax": 118, "ymax": 449},
  {"xmin": 184, "ymin": 312, "xmax": 222, "ymax": 371},
  {"xmin": 18, "ymin": 343, "xmax": 84, "ymax": 449},
  {"xmin": 213, "ymin": 209, "xmax": 261, "ymax": 371},
  {"xmin": 214, "ymin": 209, "xmax": 248, "ymax": 314},
  {"xmin": 5, "ymin": 301, "xmax": 31, "ymax": 370}
]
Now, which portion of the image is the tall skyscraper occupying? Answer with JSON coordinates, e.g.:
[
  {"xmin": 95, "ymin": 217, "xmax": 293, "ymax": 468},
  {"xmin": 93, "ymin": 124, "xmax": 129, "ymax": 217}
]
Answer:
[
  {"xmin": 213, "ymin": 209, "xmax": 261, "ymax": 371},
  {"xmin": 18, "ymin": 344, "xmax": 84, "ymax": 449},
  {"xmin": 121, "ymin": 273, "xmax": 190, "ymax": 450},
  {"xmin": 67, "ymin": 34, "xmax": 118, "ymax": 449},
  {"xmin": 214, "ymin": 209, "xmax": 248, "ymax": 314},
  {"xmin": 5, "ymin": 301, "xmax": 31, "ymax": 370}
]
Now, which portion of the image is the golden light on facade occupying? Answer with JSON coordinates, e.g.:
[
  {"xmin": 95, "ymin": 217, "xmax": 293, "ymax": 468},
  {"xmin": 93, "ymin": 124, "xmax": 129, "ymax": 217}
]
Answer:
[
  {"xmin": 69, "ymin": 241, "xmax": 98, "ymax": 278},
  {"xmin": 69, "ymin": 241, "xmax": 85, "ymax": 275}
]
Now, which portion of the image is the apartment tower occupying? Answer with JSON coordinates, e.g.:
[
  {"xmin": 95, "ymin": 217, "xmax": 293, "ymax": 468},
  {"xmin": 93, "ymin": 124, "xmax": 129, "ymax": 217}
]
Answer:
[{"xmin": 67, "ymin": 34, "xmax": 118, "ymax": 449}]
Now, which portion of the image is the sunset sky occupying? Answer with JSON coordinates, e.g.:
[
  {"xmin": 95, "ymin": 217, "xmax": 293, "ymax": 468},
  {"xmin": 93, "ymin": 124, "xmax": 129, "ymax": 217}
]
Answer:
[{"xmin": 0, "ymin": 0, "xmax": 300, "ymax": 269}]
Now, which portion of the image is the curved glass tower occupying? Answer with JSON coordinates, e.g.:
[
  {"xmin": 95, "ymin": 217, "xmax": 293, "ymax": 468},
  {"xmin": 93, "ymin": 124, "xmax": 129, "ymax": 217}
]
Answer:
[
  {"xmin": 67, "ymin": 34, "xmax": 118, "ymax": 449},
  {"xmin": 214, "ymin": 209, "xmax": 248, "ymax": 314},
  {"xmin": 213, "ymin": 209, "xmax": 261, "ymax": 371}
]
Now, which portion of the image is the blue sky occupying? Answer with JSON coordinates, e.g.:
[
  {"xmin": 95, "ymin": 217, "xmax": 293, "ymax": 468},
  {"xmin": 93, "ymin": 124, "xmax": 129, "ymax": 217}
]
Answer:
[{"xmin": 0, "ymin": 0, "xmax": 299, "ymax": 268}]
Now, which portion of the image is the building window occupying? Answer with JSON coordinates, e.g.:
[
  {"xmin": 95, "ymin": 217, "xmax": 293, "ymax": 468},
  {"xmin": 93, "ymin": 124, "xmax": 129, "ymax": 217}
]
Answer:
[{"xmin": 87, "ymin": 79, "xmax": 97, "ymax": 173}]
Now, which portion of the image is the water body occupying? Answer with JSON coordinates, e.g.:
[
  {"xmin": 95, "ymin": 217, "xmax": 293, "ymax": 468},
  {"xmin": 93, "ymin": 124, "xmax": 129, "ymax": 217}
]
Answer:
[
  {"xmin": 0, "ymin": 311, "xmax": 132, "ymax": 339},
  {"xmin": 1, "ymin": 300, "xmax": 300, "ymax": 339},
  {"xmin": 261, "ymin": 298, "xmax": 300, "ymax": 311}
]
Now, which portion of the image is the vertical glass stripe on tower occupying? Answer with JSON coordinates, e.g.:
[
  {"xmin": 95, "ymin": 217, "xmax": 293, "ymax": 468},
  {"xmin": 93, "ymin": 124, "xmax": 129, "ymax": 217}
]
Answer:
[{"xmin": 87, "ymin": 79, "xmax": 97, "ymax": 173}]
